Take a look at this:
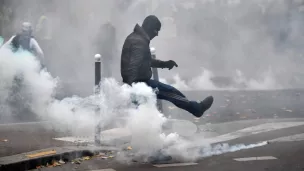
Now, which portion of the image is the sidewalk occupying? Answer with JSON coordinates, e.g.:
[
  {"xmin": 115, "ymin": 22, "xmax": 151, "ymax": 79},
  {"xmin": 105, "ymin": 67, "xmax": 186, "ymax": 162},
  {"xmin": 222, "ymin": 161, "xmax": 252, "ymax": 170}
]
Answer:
[
  {"xmin": 0, "ymin": 122, "xmax": 119, "ymax": 170},
  {"xmin": 0, "ymin": 122, "xmax": 68, "ymax": 157}
]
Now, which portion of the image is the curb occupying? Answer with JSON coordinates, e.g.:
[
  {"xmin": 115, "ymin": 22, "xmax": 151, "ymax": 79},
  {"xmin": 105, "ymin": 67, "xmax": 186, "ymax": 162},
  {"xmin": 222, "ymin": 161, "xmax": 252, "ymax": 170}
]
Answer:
[{"xmin": 0, "ymin": 146, "xmax": 118, "ymax": 171}]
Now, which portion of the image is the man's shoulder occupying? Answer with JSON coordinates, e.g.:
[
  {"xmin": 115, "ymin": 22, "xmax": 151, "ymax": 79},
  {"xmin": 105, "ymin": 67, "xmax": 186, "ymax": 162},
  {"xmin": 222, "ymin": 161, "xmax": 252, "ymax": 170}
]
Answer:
[
  {"xmin": 127, "ymin": 31, "xmax": 145, "ymax": 41},
  {"xmin": 30, "ymin": 37, "xmax": 38, "ymax": 43}
]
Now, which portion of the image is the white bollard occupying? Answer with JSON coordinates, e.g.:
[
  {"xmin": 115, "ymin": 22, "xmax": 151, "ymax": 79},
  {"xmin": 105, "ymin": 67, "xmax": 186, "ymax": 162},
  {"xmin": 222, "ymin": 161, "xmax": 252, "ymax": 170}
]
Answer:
[
  {"xmin": 94, "ymin": 53, "xmax": 102, "ymax": 145},
  {"xmin": 150, "ymin": 47, "xmax": 163, "ymax": 112}
]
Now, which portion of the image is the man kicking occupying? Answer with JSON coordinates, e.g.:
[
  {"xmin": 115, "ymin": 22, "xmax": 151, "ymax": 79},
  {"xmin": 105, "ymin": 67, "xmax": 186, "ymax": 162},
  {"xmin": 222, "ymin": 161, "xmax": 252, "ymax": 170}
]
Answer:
[{"xmin": 120, "ymin": 15, "xmax": 213, "ymax": 117}]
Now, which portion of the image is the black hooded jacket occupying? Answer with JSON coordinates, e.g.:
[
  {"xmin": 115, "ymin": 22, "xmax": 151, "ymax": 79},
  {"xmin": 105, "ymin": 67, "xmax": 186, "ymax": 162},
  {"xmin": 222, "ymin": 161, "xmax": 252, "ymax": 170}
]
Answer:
[
  {"xmin": 11, "ymin": 33, "xmax": 33, "ymax": 52},
  {"xmin": 121, "ymin": 24, "xmax": 165, "ymax": 85}
]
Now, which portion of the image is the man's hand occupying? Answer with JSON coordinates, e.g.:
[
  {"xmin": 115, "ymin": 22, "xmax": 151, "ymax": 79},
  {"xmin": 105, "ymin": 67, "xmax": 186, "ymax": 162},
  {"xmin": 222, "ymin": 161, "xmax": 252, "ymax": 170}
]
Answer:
[{"xmin": 165, "ymin": 60, "xmax": 178, "ymax": 70}]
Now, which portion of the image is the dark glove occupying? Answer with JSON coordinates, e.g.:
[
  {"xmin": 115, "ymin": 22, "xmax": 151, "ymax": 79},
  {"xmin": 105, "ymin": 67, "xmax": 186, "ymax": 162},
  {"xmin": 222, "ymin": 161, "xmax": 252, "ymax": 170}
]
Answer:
[{"xmin": 164, "ymin": 60, "xmax": 178, "ymax": 70}]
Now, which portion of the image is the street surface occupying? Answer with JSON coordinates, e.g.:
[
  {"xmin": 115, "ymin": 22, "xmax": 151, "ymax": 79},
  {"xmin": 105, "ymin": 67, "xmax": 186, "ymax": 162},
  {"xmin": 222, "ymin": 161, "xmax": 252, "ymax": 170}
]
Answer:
[
  {"xmin": 164, "ymin": 89, "xmax": 304, "ymax": 123},
  {"xmin": 1, "ymin": 89, "xmax": 304, "ymax": 171},
  {"xmin": 0, "ymin": 122, "xmax": 69, "ymax": 158},
  {"xmin": 2, "ymin": 89, "xmax": 304, "ymax": 124},
  {"xmin": 31, "ymin": 119, "xmax": 304, "ymax": 171}
]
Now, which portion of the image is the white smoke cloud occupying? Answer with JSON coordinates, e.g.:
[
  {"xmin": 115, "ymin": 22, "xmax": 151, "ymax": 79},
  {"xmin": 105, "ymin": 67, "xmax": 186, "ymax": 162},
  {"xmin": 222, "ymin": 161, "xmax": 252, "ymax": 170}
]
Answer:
[
  {"xmin": 163, "ymin": 67, "xmax": 282, "ymax": 91},
  {"xmin": 0, "ymin": 47, "xmax": 268, "ymax": 163},
  {"xmin": 3, "ymin": 0, "xmax": 303, "ymax": 166},
  {"xmin": 0, "ymin": 47, "xmax": 58, "ymax": 122}
]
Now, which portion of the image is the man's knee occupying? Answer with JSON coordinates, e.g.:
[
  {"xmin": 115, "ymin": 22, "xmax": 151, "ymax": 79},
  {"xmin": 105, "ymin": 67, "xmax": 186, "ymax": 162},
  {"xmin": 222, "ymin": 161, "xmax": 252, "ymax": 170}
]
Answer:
[
  {"xmin": 148, "ymin": 80, "xmax": 171, "ymax": 90},
  {"xmin": 146, "ymin": 79, "xmax": 159, "ymax": 87},
  {"xmin": 147, "ymin": 80, "xmax": 183, "ymax": 97},
  {"xmin": 157, "ymin": 81, "xmax": 185, "ymax": 97}
]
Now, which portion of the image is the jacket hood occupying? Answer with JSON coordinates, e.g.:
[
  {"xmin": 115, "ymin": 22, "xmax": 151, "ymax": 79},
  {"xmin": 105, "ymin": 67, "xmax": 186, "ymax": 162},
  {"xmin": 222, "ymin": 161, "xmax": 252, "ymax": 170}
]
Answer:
[{"xmin": 133, "ymin": 24, "xmax": 150, "ymax": 42}]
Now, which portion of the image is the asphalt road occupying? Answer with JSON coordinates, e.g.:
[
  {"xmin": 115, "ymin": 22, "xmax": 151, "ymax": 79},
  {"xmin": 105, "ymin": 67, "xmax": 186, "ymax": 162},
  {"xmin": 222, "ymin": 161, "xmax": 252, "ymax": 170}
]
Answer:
[
  {"xmin": 1, "ymin": 89, "xmax": 304, "ymax": 124},
  {"xmin": 163, "ymin": 89, "xmax": 304, "ymax": 123},
  {"xmin": 32, "ymin": 122, "xmax": 304, "ymax": 171},
  {"xmin": 0, "ymin": 122, "xmax": 69, "ymax": 157},
  {"xmin": 1, "ymin": 89, "xmax": 304, "ymax": 171}
]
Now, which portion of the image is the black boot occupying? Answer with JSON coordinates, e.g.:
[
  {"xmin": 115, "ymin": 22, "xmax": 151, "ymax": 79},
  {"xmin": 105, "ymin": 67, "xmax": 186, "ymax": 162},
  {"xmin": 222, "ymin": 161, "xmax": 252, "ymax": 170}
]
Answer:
[{"xmin": 194, "ymin": 96, "xmax": 214, "ymax": 118}]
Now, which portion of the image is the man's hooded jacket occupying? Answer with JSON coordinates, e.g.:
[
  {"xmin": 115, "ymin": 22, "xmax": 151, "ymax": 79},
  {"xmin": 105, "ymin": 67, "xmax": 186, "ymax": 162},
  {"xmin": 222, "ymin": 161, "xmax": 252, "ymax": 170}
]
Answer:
[{"xmin": 121, "ymin": 17, "xmax": 165, "ymax": 85}]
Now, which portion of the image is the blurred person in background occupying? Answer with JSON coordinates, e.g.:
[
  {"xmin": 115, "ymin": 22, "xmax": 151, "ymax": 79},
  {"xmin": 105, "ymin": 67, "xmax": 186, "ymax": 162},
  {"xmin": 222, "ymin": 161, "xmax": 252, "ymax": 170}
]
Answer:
[
  {"xmin": 3, "ymin": 22, "xmax": 45, "ymax": 69},
  {"xmin": 1, "ymin": 22, "xmax": 44, "ymax": 120}
]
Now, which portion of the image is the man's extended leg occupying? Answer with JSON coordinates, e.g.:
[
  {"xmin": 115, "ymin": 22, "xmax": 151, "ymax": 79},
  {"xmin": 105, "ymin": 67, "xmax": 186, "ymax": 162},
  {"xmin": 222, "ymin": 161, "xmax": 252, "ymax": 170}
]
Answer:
[{"xmin": 145, "ymin": 79, "xmax": 213, "ymax": 117}]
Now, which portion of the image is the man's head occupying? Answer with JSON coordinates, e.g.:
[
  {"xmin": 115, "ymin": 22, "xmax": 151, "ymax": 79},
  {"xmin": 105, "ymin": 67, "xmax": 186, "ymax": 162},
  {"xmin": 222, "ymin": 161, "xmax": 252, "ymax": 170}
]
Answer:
[
  {"xmin": 21, "ymin": 22, "xmax": 33, "ymax": 36},
  {"xmin": 141, "ymin": 15, "xmax": 161, "ymax": 40}
]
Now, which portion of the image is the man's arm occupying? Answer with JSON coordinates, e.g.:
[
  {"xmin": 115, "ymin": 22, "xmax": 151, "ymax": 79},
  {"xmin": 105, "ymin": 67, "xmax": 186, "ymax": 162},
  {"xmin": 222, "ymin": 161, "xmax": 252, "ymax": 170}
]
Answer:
[
  {"xmin": 2, "ymin": 35, "xmax": 15, "ymax": 48},
  {"xmin": 151, "ymin": 59, "xmax": 178, "ymax": 70},
  {"xmin": 30, "ymin": 38, "xmax": 45, "ymax": 66},
  {"xmin": 151, "ymin": 59, "xmax": 166, "ymax": 68}
]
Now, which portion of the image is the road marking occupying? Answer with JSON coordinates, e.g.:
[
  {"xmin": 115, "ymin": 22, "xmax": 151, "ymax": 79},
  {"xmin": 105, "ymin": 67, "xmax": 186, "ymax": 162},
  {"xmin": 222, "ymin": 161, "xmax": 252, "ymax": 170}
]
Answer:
[
  {"xmin": 26, "ymin": 150, "xmax": 56, "ymax": 158},
  {"xmin": 53, "ymin": 136, "xmax": 93, "ymax": 143},
  {"xmin": 234, "ymin": 157, "xmax": 257, "ymax": 161},
  {"xmin": 153, "ymin": 163, "xmax": 198, "ymax": 167},
  {"xmin": 204, "ymin": 122, "xmax": 304, "ymax": 144},
  {"xmin": 54, "ymin": 128, "xmax": 131, "ymax": 143},
  {"xmin": 257, "ymin": 156, "xmax": 277, "ymax": 160},
  {"xmin": 0, "ymin": 121, "xmax": 49, "ymax": 126},
  {"xmin": 269, "ymin": 133, "xmax": 304, "ymax": 143},
  {"xmin": 55, "ymin": 121, "xmax": 304, "ymax": 146},
  {"xmin": 90, "ymin": 169, "xmax": 116, "ymax": 171},
  {"xmin": 234, "ymin": 156, "xmax": 277, "ymax": 161}
]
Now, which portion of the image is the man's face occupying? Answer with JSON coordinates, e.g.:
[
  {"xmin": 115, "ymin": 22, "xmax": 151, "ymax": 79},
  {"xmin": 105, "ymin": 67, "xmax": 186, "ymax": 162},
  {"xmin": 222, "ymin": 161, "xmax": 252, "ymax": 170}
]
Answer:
[{"xmin": 150, "ymin": 27, "xmax": 160, "ymax": 40}]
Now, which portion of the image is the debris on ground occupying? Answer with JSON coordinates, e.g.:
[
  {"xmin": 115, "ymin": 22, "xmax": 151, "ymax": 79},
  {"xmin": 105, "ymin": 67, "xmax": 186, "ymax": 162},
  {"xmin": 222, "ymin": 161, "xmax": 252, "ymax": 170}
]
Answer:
[
  {"xmin": 96, "ymin": 152, "xmax": 106, "ymax": 157},
  {"xmin": 35, "ymin": 159, "xmax": 65, "ymax": 169},
  {"xmin": 52, "ymin": 160, "xmax": 61, "ymax": 167},
  {"xmin": 194, "ymin": 118, "xmax": 200, "ymax": 123},
  {"xmin": 246, "ymin": 109, "xmax": 257, "ymax": 113},
  {"xmin": 200, "ymin": 127, "xmax": 215, "ymax": 132},
  {"xmin": 127, "ymin": 146, "xmax": 132, "ymax": 150},
  {"xmin": 72, "ymin": 158, "xmax": 82, "ymax": 164},
  {"xmin": 240, "ymin": 114, "xmax": 248, "ymax": 119},
  {"xmin": 82, "ymin": 156, "xmax": 91, "ymax": 160},
  {"xmin": 93, "ymin": 151, "xmax": 116, "ymax": 160},
  {"xmin": 36, "ymin": 165, "xmax": 45, "ymax": 169},
  {"xmin": 59, "ymin": 159, "xmax": 65, "ymax": 164},
  {"xmin": 33, "ymin": 151, "xmax": 116, "ymax": 169},
  {"xmin": 46, "ymin": 162, "xmax": 53, "ymax": 168},
  {"xmin": 281, "ymin": 107, "xmax": 293, "ymax": 113},
  {"xmin": 1, "ymin": 139, "xmax": 8, "ymax": 142}
]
